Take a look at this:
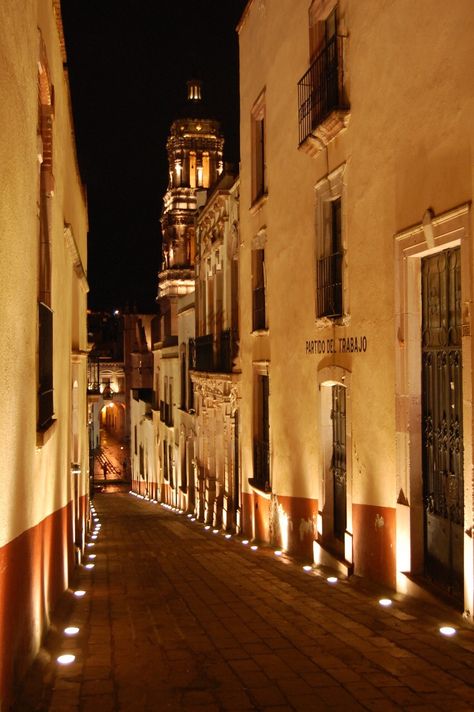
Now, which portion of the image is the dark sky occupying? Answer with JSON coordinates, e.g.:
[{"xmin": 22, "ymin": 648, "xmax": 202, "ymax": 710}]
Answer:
[{"xmin": 61, "ymin": 1, "xmax": 248, "ymax": 312}]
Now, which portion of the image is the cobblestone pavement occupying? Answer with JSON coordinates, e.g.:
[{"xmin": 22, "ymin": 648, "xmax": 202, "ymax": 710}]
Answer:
[{"xmin": 14, "ymin": 493, "xmax": 474, "ymax": 711}]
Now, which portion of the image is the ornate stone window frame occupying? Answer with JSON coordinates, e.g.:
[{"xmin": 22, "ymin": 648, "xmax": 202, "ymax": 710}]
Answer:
[{"xmin": 314, "ymin": 163, "xmax": 349, "ymax": 326}]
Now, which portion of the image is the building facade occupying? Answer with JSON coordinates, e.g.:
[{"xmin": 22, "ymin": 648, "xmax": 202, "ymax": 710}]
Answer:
[
  {"xmin": 192, "ymin": 172, "xmax": 241, "ymax": 530},
  {"xmin": 238, "ymin": 0, "xmax": 474, "ymax": 616},
  {"xmin": 0, "ymin": 1, "xmax": 89, "ymax": 705}
]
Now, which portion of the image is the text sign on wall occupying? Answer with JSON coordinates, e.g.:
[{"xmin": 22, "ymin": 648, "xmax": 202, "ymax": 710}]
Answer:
[{"xmin": 305, "ymin": 335, "xmax": 368, "ymax": 355}]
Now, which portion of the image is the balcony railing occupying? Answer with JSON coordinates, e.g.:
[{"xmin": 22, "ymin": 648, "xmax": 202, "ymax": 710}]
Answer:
[
  {"xmin": 316, "ymin": 252, "xmax": 343, "ymax": 318},
  {"xmin": 297, "ymin": 34, "xmax": 346, "ymax": 146},
  {"xmin": 194, "ymin": 330, "xmax": 234, "ymax": 373}
]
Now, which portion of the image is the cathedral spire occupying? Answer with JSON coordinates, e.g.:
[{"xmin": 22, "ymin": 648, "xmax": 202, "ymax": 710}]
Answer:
[{"xmin": 157, "ymin": 80, "xmax": 224, "ymax": 304}]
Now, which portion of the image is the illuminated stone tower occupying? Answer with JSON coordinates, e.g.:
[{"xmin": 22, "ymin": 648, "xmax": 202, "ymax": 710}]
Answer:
[{"xmin": 158, "ymin": 79, "xmax": 224, "ymax": 312}]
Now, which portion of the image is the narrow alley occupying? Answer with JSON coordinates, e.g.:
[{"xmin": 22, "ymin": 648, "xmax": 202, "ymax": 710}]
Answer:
[{"xmin": 14, "ymin": 493, "xmax": 474, "ymax": 712}]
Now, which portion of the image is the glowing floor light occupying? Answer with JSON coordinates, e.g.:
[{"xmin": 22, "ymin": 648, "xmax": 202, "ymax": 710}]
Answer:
[
  {"xmin": 251, "ymin": 545, "xmax": 258, "ymax": 551},
  {"xmin": 379, "ymin": 598, "xmax": 392, "ymax": 607},
  {"xmin": 327, "ymin": 576, "xmax": 338, "ymax": 584},
  {"xmin": 57, "ymin": 654, "xmax": 75, "ymax": 665},
  {"xmin": 213, "ymin": 529, "xmax": 219, "ymax": 534},
  {"xmin": 88, "ymin": 554, "xmax": 96, "ymax": 559},
  {"xmin": 73, "ymin": 590, "xmax": 86, "ymax": 598},
  {"xmin": 303, "ymin": 565, "xmax": 312, "ymax": 572},
  {"xmin": 274, "ymin": 550, "xmax": 283, "ymax": 557},
  {"xmin": 85, "ymin": 563, "xmax": 95, "ymax": 569},
  {"xmin": 439, "ymin": 626, "xmax": 456, "ymax": 637},
  {"xmin": 87, "ymin": 543, "xmax": 95, "ymax": 548},
  {"xmin": 64, "ymin": 626, "xmax": 80, "ymax": 636},
  {"xmin": 242, "ymin": 540, "xmax": 249, "ymax": 545},
  {"xmin": 204, "ymin": 525, "xmax": 210, "ymax": 530}
]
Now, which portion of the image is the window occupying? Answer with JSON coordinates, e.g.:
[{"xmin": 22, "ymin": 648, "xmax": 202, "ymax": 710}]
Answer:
[
  {"xmin": 253, "ymin": 373, "xmax": 270, "ymax": 491},
  {"xmin": 189, "ymin": 151, "xmax": 196, "ymax": 188},
  {"xmin": 163, "ymin": 440, "xmax": 169, "ymax": 480},
  {"xmin": 168, "ymin": 377, "xmax": 174, "ymax": 426},
  {"xmin": 251, "ymin": 91, "xmax": 267, "ymax": 204},
  {"xmin": 37, "ymin": 44, "xmax": 54, "ymax": 430},
  {"xmin": 317, "ymin": 197, "xmax": 343, "ymax": 317},
  {"xmin": 315, "ymin": 164, "xmax": 346, "ymax": 320},
  {"xmin": 180, "ymin": 348, "xmax": 186, "ymax": 410},
  {"xmin": 252, "ymin": 248, "xmax": 267, "ymax": 331},
  {"xmin": 202, "ymin": 152, "xmax": 210, "ymax": 188},
  {"xmin": 188, "ymin": 340, "xmax": 195, "ymax": 411}
]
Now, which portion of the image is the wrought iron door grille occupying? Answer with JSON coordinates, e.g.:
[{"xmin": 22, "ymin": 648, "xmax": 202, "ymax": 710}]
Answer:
[
  {"xmin": 421, "ymin": 247, "xmax": 463, "ymax": 593},
  {"xmin": 331, "ymin": 384, "xmax": 346, "ymax": 541}
]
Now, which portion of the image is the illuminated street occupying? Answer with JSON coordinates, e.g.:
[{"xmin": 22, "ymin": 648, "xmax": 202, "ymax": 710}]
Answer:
[{"xmin": 14, "ymin": 493, "xmax": 474, "ymax": 711}]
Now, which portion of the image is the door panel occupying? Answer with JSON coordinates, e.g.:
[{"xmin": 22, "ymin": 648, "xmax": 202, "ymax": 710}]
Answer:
[{"xmin": 422, "ymin": 248, "xmax": 463, "ymax": 598}]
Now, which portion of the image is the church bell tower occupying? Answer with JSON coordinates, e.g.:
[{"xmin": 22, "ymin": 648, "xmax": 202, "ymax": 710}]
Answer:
[{"xmin": 158, "ymin": 80, "xmax": 224, "ymax": 317}]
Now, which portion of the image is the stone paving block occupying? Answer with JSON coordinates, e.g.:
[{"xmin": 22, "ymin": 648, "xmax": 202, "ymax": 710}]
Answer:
[
  {"xmin": 380, "ymin": 684, "xmax": 424, "ymax": 705},
  {"xmin": 81, "ymin": 694, "xmax": 116, "ymax": 712},
  {"xmin": 277, "ymin": 676, "xmax": 314, "ymax": 696},
  {"xmin": 248, "ymin": 685, "xmax": 290, "ymax": 707},
  {"xmin": 81, "ymin": 678, "xmax": 115, "ymax": 696}
]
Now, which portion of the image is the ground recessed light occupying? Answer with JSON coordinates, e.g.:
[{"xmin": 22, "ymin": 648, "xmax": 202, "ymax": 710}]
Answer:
[
  {"xmin": 91, "ymin": 535, "xmax": 98, "ymax": 540},
  {"xmin": 379, "ymin": 598, "xmax": 392, "ymax": 607},
  {"xmin": 73, "ymin": 590, "xmax": 86, "ymax": 598},
  {"xmin": 327, "ymin": 576, "xmax": 338, "ymax": 584},
  {"xmin": 88, "ymin": 554, "xmax": 96, "ymax": 559},
  {"xmin": 274, "ymin": 550, "xmax": 283, "ymax": 556},
  {"xmin": 187, "ymin": 514, "xmax": 192, "ymax": 518},
  {"xmin": 242, "ymin": 540, "xmax": 249, "ymax": 545},
  {"xmin": 85, "ymin": 563, "xmax": 95, "ymax": 569},
  {"xmin": 303, "ymin": 565, "xmax": 312, "ymax": 572},
  {"xmin": 191, "ymin": 517, "xmax": 196, "ymax": 522},
  {"xmin": 64, "ymin": 626, "xmax": 80, "ymax": 636},
  {"xmin": 204, "ymin": 525, "xmax": 210, "ymax": 530},
  {"xmin": 213, "ymin": 529, "xmax": 219, "ymax": 534},
  {"xmin": 87, "ymin": 543, "xmax": 94, "ymax": 548},
  {"xmin": 225, "ymin": 534, "xmax": 231, "ymax": 539},
  {"xmin": 251, "ymin": 545, "xmax": 258, "ymax": 551},
  {"xmin": 57, "ymin": 654, "xmax": 75, "ymax": 665},
  {"xmin": 439, "ymin": 626, "xmax": 456, "ymax": 636}
]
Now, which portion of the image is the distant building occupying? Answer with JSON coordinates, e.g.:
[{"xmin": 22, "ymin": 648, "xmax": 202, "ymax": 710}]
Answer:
[
  {"xmin": 192, "ymin": 170, "xmax": 241, "ymax": 529},
  {"xmin": 153, "ymin": 80, "xmax": 225, "ymax": 510},
  {"xmin": 237, "ymin": 0, "xmax": 474, "ymax": 616},
  {"xmin": 0, "ymin": 0, "xmax": 89, "ymax": 705}
]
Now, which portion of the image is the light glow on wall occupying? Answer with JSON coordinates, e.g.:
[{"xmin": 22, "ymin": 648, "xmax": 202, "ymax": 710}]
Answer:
[{"xmin": 277, "ymin": 504, "xmax": 290, "ymax": 551}]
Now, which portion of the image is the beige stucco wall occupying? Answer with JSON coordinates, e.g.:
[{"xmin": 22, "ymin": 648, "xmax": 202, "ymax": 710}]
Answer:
[
  {"xmin": 0, "ymin": 0, "xmax": 88, "ymax": 544},
  {"xmin": 238, "ymin": 0, "xmax": 474, "ymax": 582}
]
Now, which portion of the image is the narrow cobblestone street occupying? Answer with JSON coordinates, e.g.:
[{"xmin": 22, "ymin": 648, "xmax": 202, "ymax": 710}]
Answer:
[{"xmin": 14, "ymin": 493, "xmax": 474, "ymax": 711}]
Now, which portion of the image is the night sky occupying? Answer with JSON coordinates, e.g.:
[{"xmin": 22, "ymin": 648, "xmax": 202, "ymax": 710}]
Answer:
[{"xmin": 61, "ymin": 1, "xmax": 248, "ymax": 312}]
